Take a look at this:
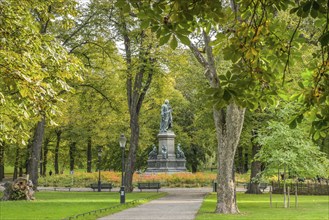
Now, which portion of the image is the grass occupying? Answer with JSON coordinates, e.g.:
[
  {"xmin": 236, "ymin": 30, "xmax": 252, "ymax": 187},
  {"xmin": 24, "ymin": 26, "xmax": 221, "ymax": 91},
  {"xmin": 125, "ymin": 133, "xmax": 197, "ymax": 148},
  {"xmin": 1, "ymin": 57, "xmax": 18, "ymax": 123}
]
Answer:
[
  {"xmin": 196, "ymin": 193, "xmax": 329, "ymax": 220},
  {"xmin": 0, "ymin": 191, "xmax": 166, "ymax": 220}
]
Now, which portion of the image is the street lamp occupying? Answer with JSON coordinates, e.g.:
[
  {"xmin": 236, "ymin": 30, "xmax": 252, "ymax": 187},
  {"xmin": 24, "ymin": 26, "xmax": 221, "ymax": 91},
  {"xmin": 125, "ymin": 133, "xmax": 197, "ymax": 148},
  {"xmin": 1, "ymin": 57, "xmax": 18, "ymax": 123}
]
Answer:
[
  {"xmin": 119, "ymin": 134, "xmax": 127, "ymax": 204},
  {"xmin": 97, "ymin": 146, "xmax": 102, "ymax": 192}
]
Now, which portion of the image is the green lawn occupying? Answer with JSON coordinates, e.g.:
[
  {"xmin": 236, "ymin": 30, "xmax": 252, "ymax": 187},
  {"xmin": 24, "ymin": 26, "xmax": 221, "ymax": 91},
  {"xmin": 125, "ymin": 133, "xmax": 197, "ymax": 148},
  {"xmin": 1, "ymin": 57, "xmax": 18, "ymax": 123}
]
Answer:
[
  {"xmin": 196, "ymin": 193, "xmax": 329, "ymax": 220},
  {"xmin": 0, "ymin": 191, "xmax": 165, "ymax": 220}
]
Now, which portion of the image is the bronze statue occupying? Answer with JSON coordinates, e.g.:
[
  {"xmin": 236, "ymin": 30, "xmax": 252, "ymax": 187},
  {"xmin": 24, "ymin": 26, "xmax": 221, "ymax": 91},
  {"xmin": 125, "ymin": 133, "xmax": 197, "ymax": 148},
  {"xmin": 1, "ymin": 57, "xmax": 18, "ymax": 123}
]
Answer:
[
  {"xmin": 161, "ymin": 145, "xmax": 168, "ymax": 159},
  {"xmin": 160, "ymin": 99, "xmax": 173, "ymax": 132},
  {"xmin": 176, "ymin": 144, "xmax": 185, "ymax": 159},
  {"xmin": 148, "ymin": 145, "xmax": 158, "ymax": 159}
]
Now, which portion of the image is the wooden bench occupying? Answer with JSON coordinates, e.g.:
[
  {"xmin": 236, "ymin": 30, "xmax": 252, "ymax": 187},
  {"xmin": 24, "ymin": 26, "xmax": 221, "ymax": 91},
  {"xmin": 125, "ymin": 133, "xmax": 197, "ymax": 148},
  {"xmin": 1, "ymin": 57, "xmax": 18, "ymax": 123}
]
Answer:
[
  {"xmin": 90, "ymin": 183, "xmax": 113, "ymax": 191},
  {"xmin": 137, "ymin": 182, "xmax": 161, "ymax": 192}
]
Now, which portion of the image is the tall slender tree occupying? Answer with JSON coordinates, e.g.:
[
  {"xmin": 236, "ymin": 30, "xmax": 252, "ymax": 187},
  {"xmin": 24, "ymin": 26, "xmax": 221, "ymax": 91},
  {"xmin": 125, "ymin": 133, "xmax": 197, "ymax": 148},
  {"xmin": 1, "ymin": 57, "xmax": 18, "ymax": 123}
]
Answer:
[
  {"xmin": 54, "ymin": 129, "xmax": 62, "ymax": 174},
  {"xmin": 28, "ymin": 117, "xmax": 45, "ymax": 188},
  {"xmin": 0, "ymin": 142, "xmax": 5, "ymax": 181}
]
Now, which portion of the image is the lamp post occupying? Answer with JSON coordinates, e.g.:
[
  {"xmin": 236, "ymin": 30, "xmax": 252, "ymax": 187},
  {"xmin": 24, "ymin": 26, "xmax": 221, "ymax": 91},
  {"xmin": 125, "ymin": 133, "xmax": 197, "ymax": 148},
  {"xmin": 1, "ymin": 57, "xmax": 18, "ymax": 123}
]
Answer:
[
  {"xmin": 97, "ymin": 146, "xmax": 102, "ymax": 192},
  {"xmin": 119, "ymin": 134, "xmax": 127, "ymax": 204}
]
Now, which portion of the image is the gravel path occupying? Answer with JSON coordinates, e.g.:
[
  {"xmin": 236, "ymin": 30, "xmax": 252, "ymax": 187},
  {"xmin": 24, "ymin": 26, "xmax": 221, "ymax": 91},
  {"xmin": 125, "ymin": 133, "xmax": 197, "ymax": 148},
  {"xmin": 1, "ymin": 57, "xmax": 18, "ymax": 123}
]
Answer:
[{"xmin": 97, "ymin": 188, "xmax": 211, "ymax": 220}]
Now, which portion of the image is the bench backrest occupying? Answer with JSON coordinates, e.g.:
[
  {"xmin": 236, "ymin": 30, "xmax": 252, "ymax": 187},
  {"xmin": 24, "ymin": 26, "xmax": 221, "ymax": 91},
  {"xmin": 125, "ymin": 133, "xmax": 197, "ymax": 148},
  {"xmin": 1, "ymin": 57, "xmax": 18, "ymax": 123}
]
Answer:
[
  {"xmin": 138, "ymin": 182, "xmax": 160, "ymax": 188},
  {"xmin": 90, "ymin": 183, "xmax": 112, "ymax": 188}
]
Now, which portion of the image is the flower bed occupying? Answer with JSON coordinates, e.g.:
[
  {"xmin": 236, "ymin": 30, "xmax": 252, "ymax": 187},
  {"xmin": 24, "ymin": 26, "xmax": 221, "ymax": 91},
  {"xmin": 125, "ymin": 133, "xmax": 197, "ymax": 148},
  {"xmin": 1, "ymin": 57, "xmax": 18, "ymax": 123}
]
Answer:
[
  {"xmin": 38, "ymin": 171, "xmax": 217, "ymax": 188},
  {"xmin": 38, "ymin": 171, "xmax": 250, "ymax": 188}
]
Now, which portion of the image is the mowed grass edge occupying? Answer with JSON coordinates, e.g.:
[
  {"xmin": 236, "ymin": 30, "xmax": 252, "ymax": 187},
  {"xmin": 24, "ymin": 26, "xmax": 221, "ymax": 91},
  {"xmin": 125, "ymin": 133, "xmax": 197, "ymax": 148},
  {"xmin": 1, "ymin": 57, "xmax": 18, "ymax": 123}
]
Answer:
[
  {"xmin": 0, "ymin": 191, "xmax": 166, "ymax": 220},
  {"xmin": 196, "ymin": 192, "xmax": 329, "ymax": 220}
]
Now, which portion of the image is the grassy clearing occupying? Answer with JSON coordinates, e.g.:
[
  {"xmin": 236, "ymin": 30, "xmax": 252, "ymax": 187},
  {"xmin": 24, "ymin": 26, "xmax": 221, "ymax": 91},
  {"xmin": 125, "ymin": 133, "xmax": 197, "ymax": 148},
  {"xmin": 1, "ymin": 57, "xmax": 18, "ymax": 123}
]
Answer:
[
  {"xmin": 196, "ymin": 193, "xmax": 329, "ymax": 220},
  {"xmin": 0, "ymin": 191, "xmax": 166, "ymax": 220}
]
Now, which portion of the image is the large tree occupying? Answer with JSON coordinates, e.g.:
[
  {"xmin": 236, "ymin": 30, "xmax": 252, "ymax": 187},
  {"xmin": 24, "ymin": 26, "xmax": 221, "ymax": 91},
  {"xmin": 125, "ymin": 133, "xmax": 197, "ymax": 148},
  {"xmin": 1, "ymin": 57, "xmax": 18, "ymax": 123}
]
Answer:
[
  {"xmin": 1, "ymin": 0, "xmax": 82, "ymax": 187},
  {"xmin": 121, "ymin": 0, "xmax": 329, "ymax": 214}
]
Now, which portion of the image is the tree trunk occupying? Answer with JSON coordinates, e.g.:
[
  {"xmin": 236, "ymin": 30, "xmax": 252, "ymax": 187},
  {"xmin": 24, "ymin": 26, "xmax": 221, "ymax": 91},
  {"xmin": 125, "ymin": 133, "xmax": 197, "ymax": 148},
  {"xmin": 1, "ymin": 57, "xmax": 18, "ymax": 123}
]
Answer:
[
  {"xmin": 25, "ymin": 141, "xmax": 31, "ymax": 174},
  {"xmin": 40, "ymin": 144, "xmax": 43, "ymax": 176},
  {"xmin": 121, "ymin": 19, "xmax": 154, "ymax": 192},
  {"xmin": 190, "ymin": 31, "xmax": 245, "ymax": 214},
  {"xmin": 245, "ymin": 142, "xmax": 262, "ymax": 194},
  {"xmin": 87, "ymin": 137, "xmax": 92, "ymax": 173},
  {"xmin": 13, "ymin": 148, "xmax": 19, "ymax": 180},
  {"xmin": 246, "ymin": 131, "xmax": 262, "ymax": 194},
  {"xmin": 69, "ymin": 142, "xmax": 76, "ymax": 172},
  {"xmin": 28, "ymin": 117, "xmax": 45, "ymax": 188},
  {"xmin": 0, "ymin": 141, "xmax": 4, "ymax": 181},
  {"xmin": 215, "ymin": 105, "xmax": 245, "ymax": 214},
  {"xmin": 125, "ymin": 115, "xmax": 139, "ymax": 192},
  {"xmin": 54, "ymin": 129, "xmax": 62, "ymax": 174},
  {"xmin": 42, "ymin": 137, "xmax": 50, "ymax": 176},
  {"xmin": 19, "ymin": 167, "xmax": 23, "ymax": 177},
  {"xmin": 191, "ymin": 145, "xmax": 198, "ymax": 173},
  {"xmin": 235, "ymin": 146, "xmax": 244, "ymax": 173},
  {"xmin": 283, "ymin": 164, "xmax": 287, "ymax": 208},
  {"xmin": 244, "ymin": 152, "xmax": 249, "ymax": 173}
]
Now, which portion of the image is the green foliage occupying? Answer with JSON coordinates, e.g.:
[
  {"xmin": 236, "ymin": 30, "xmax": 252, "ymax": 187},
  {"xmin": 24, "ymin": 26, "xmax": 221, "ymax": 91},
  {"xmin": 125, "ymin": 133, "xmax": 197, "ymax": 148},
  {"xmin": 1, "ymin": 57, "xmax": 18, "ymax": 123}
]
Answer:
[
  {"xmin": 0, "ymin": 0, "xmax": 83, "ymax": 145},
  {"xmin": 122, "ymin": 0, "xmax": 329, "ymax": 136},
  {"xmin": 256, "ymin": 121, "xmax": 329, "ymax": 178}
]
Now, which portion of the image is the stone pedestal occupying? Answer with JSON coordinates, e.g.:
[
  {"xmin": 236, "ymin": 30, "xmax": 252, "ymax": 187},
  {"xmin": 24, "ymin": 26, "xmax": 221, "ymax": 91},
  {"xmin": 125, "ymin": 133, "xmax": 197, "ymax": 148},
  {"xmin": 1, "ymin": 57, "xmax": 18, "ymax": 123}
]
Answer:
[{"xmin": 145, "ymin": 130, "xmax": 187, "ymax": 173}]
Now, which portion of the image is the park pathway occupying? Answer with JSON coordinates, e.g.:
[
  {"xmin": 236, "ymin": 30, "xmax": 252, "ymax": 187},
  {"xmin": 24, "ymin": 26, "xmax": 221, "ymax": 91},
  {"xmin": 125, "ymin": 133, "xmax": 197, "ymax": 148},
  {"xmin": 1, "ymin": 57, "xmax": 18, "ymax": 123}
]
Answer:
[{"xmin": 97, "ymin": 188, "xmax": 211, "ymax": 220}]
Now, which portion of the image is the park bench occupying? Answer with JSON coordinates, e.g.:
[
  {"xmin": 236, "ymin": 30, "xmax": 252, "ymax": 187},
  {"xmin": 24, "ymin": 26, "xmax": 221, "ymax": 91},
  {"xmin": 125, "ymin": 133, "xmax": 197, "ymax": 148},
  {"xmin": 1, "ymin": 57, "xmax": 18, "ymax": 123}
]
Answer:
[
  {"xmin": 137, "ymin": 182, "xmax": 161, "ymax": 192},
  {"xmin": 243, "ymin": 182, "xmax": 268, "ymax": 192},
  {"xmin": 90, "ymin": 183, "xmax": 113, "ymax": 192},
  {"xmin": 53, "ymin": 181, "xmax": 73, "ymax": 191}
]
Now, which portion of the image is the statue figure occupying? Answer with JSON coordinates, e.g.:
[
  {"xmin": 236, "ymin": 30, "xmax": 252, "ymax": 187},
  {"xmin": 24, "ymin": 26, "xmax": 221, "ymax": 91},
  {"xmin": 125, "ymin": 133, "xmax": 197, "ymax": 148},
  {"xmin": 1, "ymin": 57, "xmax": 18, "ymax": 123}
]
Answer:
[
  {"xmin": 176, "ymin": 144, "xmax": 185, "ymax": 159},
  {"xmin": 148, "ymin": 145, "xmax": 158, "ymax": 159},
  {"xmin": 161, "ymin": 145, "xmax": 167, "ymax": 159},
  {"xmin": 160, "ymin": 99, "xmax": 173, "ymax": 132}
]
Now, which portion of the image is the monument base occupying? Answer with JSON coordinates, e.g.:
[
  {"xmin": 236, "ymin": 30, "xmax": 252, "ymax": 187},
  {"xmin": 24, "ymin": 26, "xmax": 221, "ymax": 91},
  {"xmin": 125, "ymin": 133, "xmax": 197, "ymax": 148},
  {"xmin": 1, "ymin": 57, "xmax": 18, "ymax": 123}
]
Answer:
[
  {"xmin": 145, "ymin": 129, "xmax": 187, "ymax": 173},
  {"xmin": 145, "ymin": 158, "xmax": 187, "ymax": 173}
]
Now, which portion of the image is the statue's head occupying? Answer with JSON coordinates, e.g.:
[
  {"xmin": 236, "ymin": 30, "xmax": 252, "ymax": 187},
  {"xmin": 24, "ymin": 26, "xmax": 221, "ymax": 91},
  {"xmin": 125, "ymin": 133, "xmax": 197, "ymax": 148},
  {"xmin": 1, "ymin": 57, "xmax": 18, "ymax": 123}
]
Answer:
[{"xmin": 165, "ymin": 99, "xmax": 169, "ymax": 104}]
